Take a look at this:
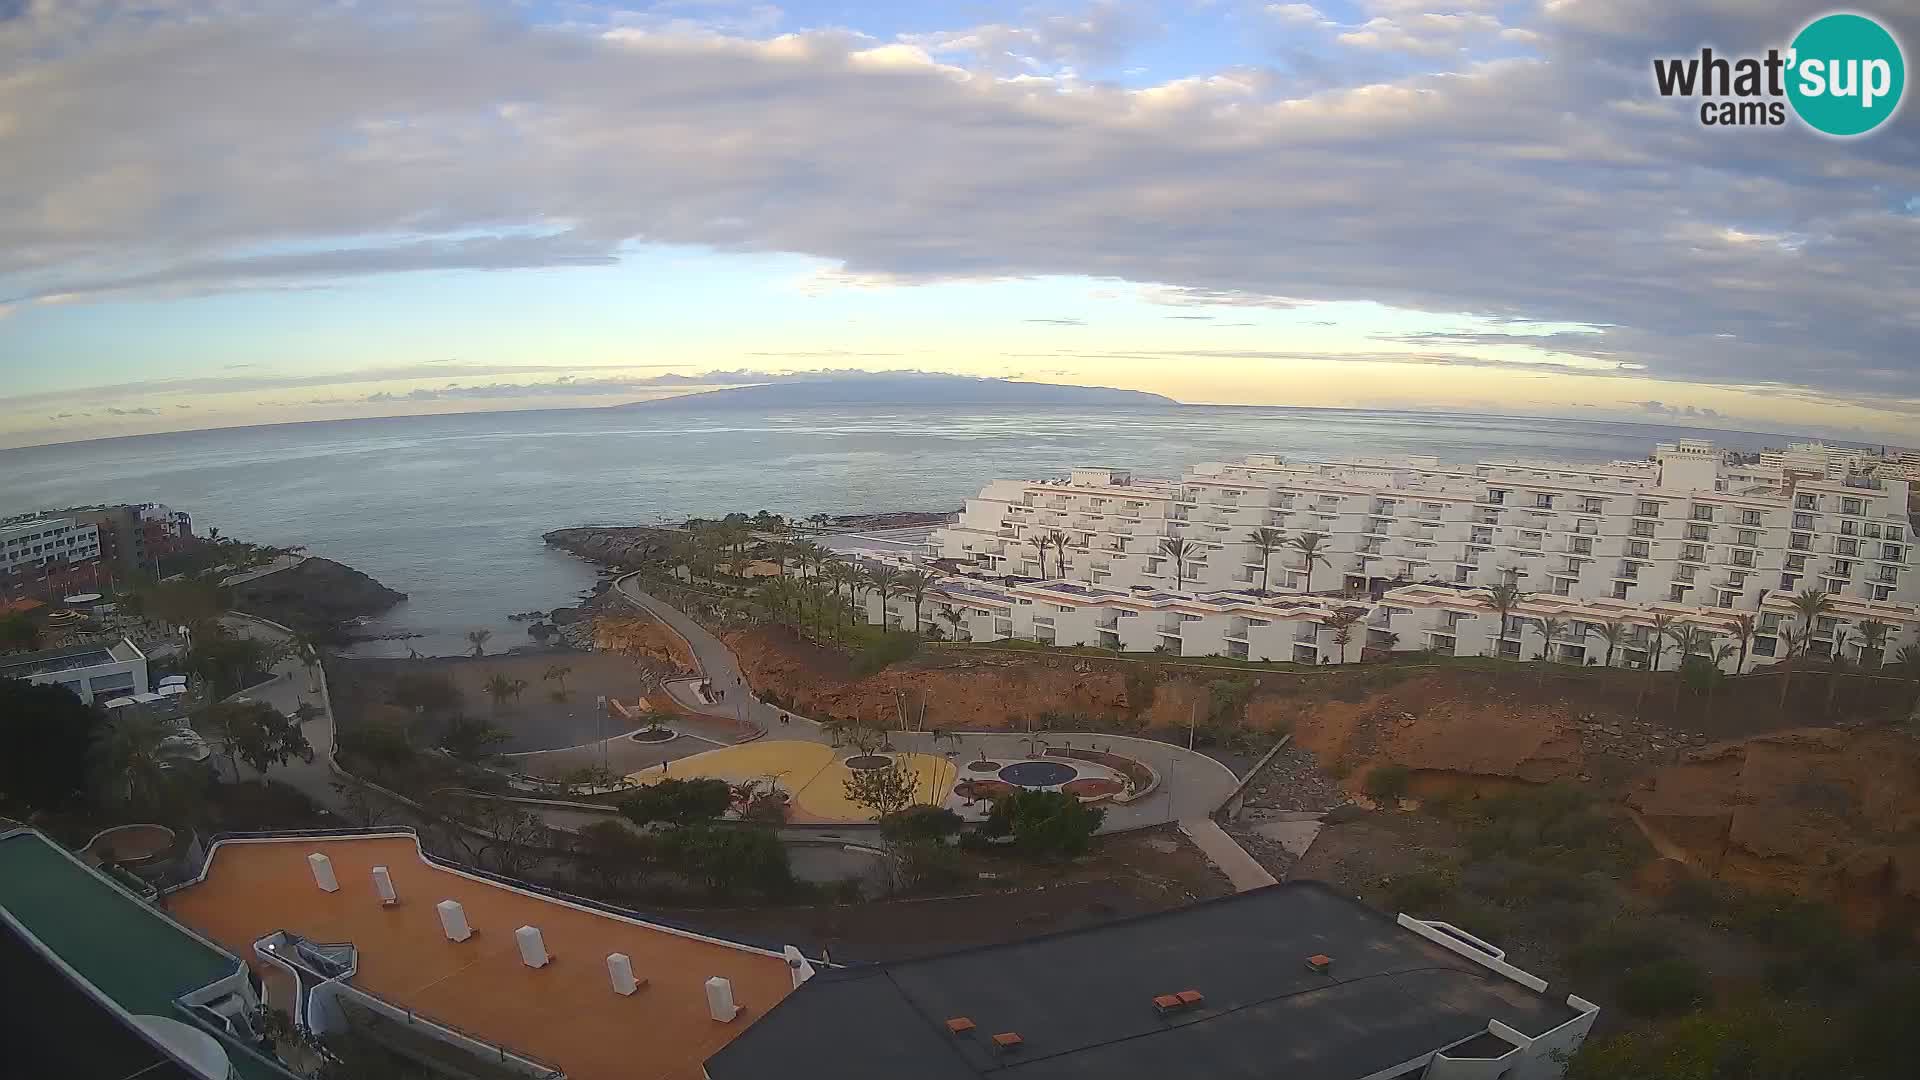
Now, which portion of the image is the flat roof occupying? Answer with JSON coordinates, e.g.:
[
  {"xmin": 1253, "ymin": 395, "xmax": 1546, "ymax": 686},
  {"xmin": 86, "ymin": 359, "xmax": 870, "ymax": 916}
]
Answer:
[
  {"xmin": 706, "ymin": 882, "xmax": 1579, "ymax": 1080},
  {"xmin": 0, "ymin": 643, "xmax": 116, "ymax": 678},
  {"xmin": 0, "ymin": 830, "xmax": 289, "ymax": 1080},
  {"xmin": 167, "ymin": 833, "xmax": 797, "ymax": 1080}
]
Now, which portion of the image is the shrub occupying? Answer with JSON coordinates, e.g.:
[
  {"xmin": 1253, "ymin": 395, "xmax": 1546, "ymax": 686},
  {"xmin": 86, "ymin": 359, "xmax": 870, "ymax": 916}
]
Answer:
[
  {"xmin": 851, "ymin": 631, "xmax": 920, "ymax": 675},
  {"xmin": 660, "ymin": 824, "xmax": 792, "ymax": 898},
  {"xmin": 1385, "ymin": 868, "xmax": 1456, "ymax": 913},
  {"xmin": 880, "ymin": 805, "xmax": 963, "ymax": 844},
  {"xmin": 984, "ymin": 790, "xmax": 1104, "ymax": 860},
  {"xmin": 895, "ymin": 839, "xmax": 971, "ymax": 893},
  {"xmin": 619, "ymin": 778, "xmax": 734, "ymax": 826},
  {"xmin": 1616, "ymin": 957, "xmax": 1711, "ymax": 1018},
  {"xmin": 1568, "ymin": 921, "xmax": 1673, "ymax": 979},
  {"xmin": 1364, "ymin": 765, "xmax": 1411, "ymax": 800}
]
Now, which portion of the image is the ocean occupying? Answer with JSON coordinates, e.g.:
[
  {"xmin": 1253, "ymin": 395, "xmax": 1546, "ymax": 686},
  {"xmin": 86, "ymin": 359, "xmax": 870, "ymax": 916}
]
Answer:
[{"xmin": 0, "ymin": 404, "xmax": 1796, "ymax": 657}]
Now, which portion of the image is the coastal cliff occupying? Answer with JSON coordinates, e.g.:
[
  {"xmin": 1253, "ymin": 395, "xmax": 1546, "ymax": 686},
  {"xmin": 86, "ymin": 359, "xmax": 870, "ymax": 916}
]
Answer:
[
  {"xmin": 543, "ymin": 525, "xmax": 680, "ymax": 569},
  {"xmin": 228, "ymin": 557, "xmax": 406, "ymax": 638}
]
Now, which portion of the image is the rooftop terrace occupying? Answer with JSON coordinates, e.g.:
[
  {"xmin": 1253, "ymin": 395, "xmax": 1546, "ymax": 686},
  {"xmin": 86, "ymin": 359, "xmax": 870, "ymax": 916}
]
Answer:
[{"xmin": 167, "ymin": 833, "xmax": 797, "ymax": 1080}]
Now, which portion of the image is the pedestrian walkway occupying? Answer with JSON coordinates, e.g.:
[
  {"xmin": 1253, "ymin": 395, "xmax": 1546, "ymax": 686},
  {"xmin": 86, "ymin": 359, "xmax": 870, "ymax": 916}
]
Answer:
[{"xmin": 1178, "ymin": 817, "xmax": 1278, "ymax": 892}]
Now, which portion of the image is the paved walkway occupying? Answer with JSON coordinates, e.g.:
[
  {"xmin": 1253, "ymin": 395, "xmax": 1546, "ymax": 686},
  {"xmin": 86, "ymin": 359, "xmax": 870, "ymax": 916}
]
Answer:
[
  {"xmin": 612, "ymin": 574, "xmax": 786, "ymax": 735},
  {"xmin": 1178, "ymin": 817, "xmax": 1278, "ymax": 892},
  {"xmin": 210, "ymin": 614, "xmax": 346, "ymax": 815}
]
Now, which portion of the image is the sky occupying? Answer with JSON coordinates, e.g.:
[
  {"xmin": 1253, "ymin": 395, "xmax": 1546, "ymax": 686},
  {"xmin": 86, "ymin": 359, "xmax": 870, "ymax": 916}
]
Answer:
[{"xmin": 2, "ymin": 0, "xmax": 1918, "ymax": 449}]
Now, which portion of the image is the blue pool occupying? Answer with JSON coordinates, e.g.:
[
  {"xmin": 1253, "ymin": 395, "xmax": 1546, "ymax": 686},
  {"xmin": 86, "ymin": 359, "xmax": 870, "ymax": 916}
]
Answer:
[{"xmin": 998, "ymin": 761, "xmax": 1078, "ymax": 787}]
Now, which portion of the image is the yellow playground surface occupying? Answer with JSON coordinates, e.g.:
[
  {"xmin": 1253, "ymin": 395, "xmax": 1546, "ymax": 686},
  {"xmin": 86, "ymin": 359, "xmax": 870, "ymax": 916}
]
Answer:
[{"xmin": 626, "ymin": 740, "xmax": 958, "ymax": 823}]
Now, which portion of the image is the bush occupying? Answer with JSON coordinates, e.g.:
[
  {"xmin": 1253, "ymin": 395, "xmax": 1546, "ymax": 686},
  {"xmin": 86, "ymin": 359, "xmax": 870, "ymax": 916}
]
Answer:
[
  {"xmin": 851, "ymin": 631, "xmax": 920, "ymax": 675},
  {"xmin": 1364, "ymin": 765, "xmax": 1411, "ymax": 800},
  {"xmin": 984, "ymin": 790, "xmax": 1104, "ymax": 860},
  {"xmin": 1568, "ymin": 921, "xmax": 1673, "ymax": 979},
  {"xmin": 620, "ymin": 778, "xmax": 734, "ymax": 826},
  {"xmin": 1616, "ymin": 957, "xmax": 1711, "ymax": 1018},
  {"xmin": 1384, "ymin": 868, "xmax": 1456, "ymax": 913},
  {"xmin": 880, "ymin": 805, "xmax": 963, "ymax": 844},
  {"xmin": 660, "ymin": 824, "xmax": 792, "ymax": 898},
  {"xmin": 895, "ymin": 839, "xmax": 971, "ymax": 893}
]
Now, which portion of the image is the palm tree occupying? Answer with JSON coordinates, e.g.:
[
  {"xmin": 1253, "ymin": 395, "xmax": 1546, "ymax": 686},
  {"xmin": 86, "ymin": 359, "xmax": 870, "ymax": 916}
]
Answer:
[
  {"xmin": 1825, "ymin": 633, "xmax": 1855, "ymax": 719},
  {"xmin": 899, "ymin": 569, "xmax": 933, "ymax": 635},
  {"xmin": 95, "ymin": 713, "xmax": 175, "ymax": 810},
  {"xmin": 941, "ymin": 605, "xmax": 968, "ymax": 642},
  {"xmin": 1289, "ymin": 532, "xmax": 1332, "ymax": 593},
  {"xmin": 1047, "ymin": 530, "xmax": 1074, "ymax": 580},
  {"xmin": 1665, "ymin": 622, "xmax": 1708, "ymax": 709},
  {"xmin": 1027, "ymin": 534, "xmax": 1050, "ymax": 578},
  {"xmin": 1727, "ymin": 612, "xmax": 1758, "ymax": 676},
  {"xmin": 868, "ymin": 564, "xmax": 900, "ymax": 629},
  {"xmin": 1158, "ymin": 537, "xmax": 1196, "ymax": 591},
  {"xmin": 1485, "ymin": 581, "xmax": 1525, "ymax": 658},
  {"xmin": 542, "ymin": 663, "xmax": 573, "ymax": 699},
  {"xmin": 1855, "ymin": 618, "xmax": 1892, "ymax": 670},
  {"xmin": 1245, "ymin": 527, "xmax": 1286, "ymax": 595},
  {"xmin": 1780, "ymin": 588, "xmax": 1833, "ymax": 711},
  {"xmin": 1326, "ymin": 609, "xmax": 1361, "ymax": 663},
  {"xmin": 1535, "ymin": 617, "xmax": 1570, "ymax": 662},
  {"xmin": 1705, "ymin": 641, "xmax": 1737, "ymax": 723},
  {"xmin": 1587, "ymin": 620, "xmax": 1630, "ymax": 668},
  {"xmin": 482, "ymin": 673, "xmax": 518, "ymax": 712},
  {"xmin": 1638, "ymin": 612, "xmax": 1675, "ymax": 717},
  {"xmin": 823, "ymin": 562, "xmax": 852, "ymax": 628},
  {"xmin": 465, "ymin": 629, "xmax": 491, "ymax": 658},
  {"xmin": 846, "ymin": 565, "xmax": 873, "ymax": 627}
]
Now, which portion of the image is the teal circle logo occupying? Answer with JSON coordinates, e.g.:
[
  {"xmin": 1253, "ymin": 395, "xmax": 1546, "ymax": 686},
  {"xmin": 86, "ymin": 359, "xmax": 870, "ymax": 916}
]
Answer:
[{"xmin": 1787, "ymin": 13, "xmax": 1905, "ymax": 137}]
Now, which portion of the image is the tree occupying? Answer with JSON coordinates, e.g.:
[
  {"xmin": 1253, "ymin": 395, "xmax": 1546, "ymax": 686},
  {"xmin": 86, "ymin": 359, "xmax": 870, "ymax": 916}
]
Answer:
[
  {"xmin": 899, "ymin": 569, "xmax": 934, "ymax": 635},
  {"xmin": 1727, "ymin": 612, "xmax": 1757, "ymax": 675},
  {"xmin": 1244, "ymin": 527, "xmax": 1286, "ymax": 594},
  {"xmin": 0, "ymin": 678, "xmax": 103, "ymax": 813},
  {"xmin": 985, "ymin": 789, "xmax": 1105, "ymax": 859},
  {"xmin": 0, "ymin": 612, "xmax": 39, "ymax": 651},
  {"xmin": 465, "ymin": 629, "xmax": 491, "ymax": 657},
  {"xmin": 1640, "ymin": 612, "xmax": 1675, "ymax": 717},
  {"xmin": 662, "ymin": 824, "xmax": 792, "ymax": 897},
  {"xmin": 1027, "ymin": 533, "xmax": 1050, "ymax": 578},
  {"xmin": 845, "ymin": 564, "xmax": 873, "ymax": 627},
  {"xmin": 1665, "ymin": 623, "xmax": 1711, "ymax": 709},
  {"xmin": 941, "ymin": 606, "xmax": 967, "ymax": 642},
  {"xmin": 1587, "ymin": 620, "xmax": 1629, "ymax": 669},
  {"xmin": 1047, "ymin": 529, "xmax": 1074, "ymax": 579},
  {"xmin": 844, "ymin": 761, "xmax": 919, "ymax": 819},
  {"xmin": 574, "ymin": 820, "xmax": 658, "ymax": 892},
  {"xmin": 1702, "ymin": 642, "xmax": 1737, "ymax": 722},
  {"xmin": 207, "ymin": 699, "xmax": 312, "ymax": 782},
  {"xmin": 1485, "ymin": 581, "xmax": 1525, "ymax": 658},
  {"xmin": 619, "ymin": 777, "xmax": 734, "ymax": 826},
  {"xmin": 542, "ymin": 663, "xmax": 573, "ymax": 701},
  {"xmin": 1855, "ymin": 618, "xmax": 1891, "ymax": 669},
  {"xmin": 823, "ymin": 562, "xmax": 853, "ymax": 629},
  {"xmin": 437, "ymin": 714, "xmax": 508, "ymax": 762},
  {"xmin": 481, "ymin": 673, "xmax": 527, "ymax": 711},
  {"xmin": 1326, "ymin": 608, "xmax": 1362, "ymax": 663},
  {"xmin": 1535, "ymin": 617, "xmax": 1570, "ymax": 662},
  {"xmin": 1780, "ymin": 588, "xmax": 1833, "ymax": 710},
  {"xmin": 185, "ymin": 631, "xmax": 282, "ymax": 698},
  {"xmin": 1158, "ymin": 536, "xmax": 1195, "ymax": 592},
  {"xmin": 868, "ymin": 564, "xmax": 900, "ymax": 628},
  {"xmin": 93, "ymin": 712, "xmax": 180, "ymax": 811},
  {"xmin": 1289, "ymin": 532, "xmax": 1332, "ymax": 593}
]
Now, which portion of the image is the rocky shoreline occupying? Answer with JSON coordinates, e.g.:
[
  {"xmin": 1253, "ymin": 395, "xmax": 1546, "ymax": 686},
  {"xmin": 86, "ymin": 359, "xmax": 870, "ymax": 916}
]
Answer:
[{"xmin": 228, "ymin": 557, "xmax": 406, "ymax": 640}]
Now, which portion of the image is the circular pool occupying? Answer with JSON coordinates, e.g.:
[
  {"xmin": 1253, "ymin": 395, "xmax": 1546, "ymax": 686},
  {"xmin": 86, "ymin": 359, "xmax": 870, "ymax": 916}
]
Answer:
[
  {"xmin": 844, "ymin": 754, "xmax": 892, "ymax": 772},
  {"xmin": 998, "ymin": 760, "xmax": 1078, "ymax": 788}
]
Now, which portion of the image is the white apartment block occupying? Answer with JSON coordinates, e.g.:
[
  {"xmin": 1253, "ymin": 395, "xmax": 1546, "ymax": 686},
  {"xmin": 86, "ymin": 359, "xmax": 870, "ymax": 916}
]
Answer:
[
  {"xmin": 892, "ymin": 439, "xmax": 1920, "ymax": 671},
  {"xmin": 0, "ymin": 515, "xmax": 101, "ymax": 576}
]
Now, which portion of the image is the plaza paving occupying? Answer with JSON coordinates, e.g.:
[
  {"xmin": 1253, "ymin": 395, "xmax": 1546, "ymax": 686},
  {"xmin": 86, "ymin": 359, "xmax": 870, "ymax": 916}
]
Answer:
[{"xmin": 627, "ymin": 740, "xmax": 957, "ymax": 823}]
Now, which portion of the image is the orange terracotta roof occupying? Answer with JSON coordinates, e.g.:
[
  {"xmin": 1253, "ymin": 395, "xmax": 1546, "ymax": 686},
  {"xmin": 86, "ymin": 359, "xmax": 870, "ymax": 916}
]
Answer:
[{"xmin": 167, "ymin": 834, "xmax": 794, "ymax": 1080}]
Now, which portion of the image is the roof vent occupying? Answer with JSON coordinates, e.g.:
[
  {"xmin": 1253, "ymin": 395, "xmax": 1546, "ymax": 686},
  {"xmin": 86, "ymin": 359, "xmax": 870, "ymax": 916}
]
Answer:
[
  {"xmin": 1306, "ymin": 954, "xmax": 1333, "ymax": 974},
  {"xmin": 946, "ymin": 1017, "xmax": 976, "ymax": 1035},
  {"xmin": 1152, "ymin": 994, "xmax": 1183, "ymax": 1014},
  {"xmin": 1176, "ymin": 989, "xmax": 1204, "ymax": 1006},
  {"xmin": 992, "ymin": 1032, "xmax": 1024, "ymax": 1052}
]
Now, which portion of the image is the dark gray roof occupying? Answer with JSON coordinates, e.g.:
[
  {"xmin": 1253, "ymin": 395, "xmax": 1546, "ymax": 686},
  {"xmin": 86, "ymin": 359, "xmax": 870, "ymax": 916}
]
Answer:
[{"xmin": 705, "ymin": 882, "xmax": 1576, "ymax": 1080}]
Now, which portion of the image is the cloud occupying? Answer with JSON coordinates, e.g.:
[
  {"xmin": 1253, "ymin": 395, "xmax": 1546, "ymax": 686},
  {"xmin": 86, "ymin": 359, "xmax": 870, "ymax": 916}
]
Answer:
[
  {"xmin": 1026, "ymin": 317, "xmax": 1087, "ymax": 325},
  {"xmin": 1631, "ymin": 400, "xmax": 1724, "ymax": 421},
  {"xmin": 0, "ymin": 1, "xmax": 1915, "ymax": 419},
  {"xmin": 104, "ymin": 406, "xmax": 158, "ymax": 415}
]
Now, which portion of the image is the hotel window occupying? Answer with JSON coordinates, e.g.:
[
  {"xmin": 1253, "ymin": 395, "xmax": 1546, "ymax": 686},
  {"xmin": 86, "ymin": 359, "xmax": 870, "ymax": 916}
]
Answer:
[
  {"xmin": 1681, "ymin": 543, "xmax": 1705, "ymax": 562},
  {"xmin": 1571, "ymin": 537, "xmax": 1592, "ymax": 555},
  {"xmin": 1691, "ymin": 505, "xmax": 1714, "ymax": 522},
  {"xmin": 1735, "ymin": 529, "xmax": 1758, "ymax": 547},
  {"xmin": 1732, "ymin": 550, "xmax": 1754, "ymax": 568},
  {"xmin": 1455, "ymin": 565, "xmax": 1471, "ymax": 583},
  {"xmin": 1841, "ymin": 519, "xmax": 1858, "ymax": 536},
  {"xmin": 1613, "ymin": 582, "xmax": 1631, "ymax": 599},
  {"xmin": 1670, "ymin": 585, "xmax": 1687, "ymax": 602},
  {"xmin": 1842, "ymin": 497, "xmax": 1864, "ymax": 515},
  {"xmin": 1838, "ymin": 538, "xmax": 1858, "ymax": 556},
  {"xmin": 1686, "ymin": 524, "xmax": 1710, "ymax": 541},
  {"xmin": 1631, "ymin": 520, "xmax": 1656, "ymax": 538},
  {"xmin": 1874, "ymin": 585, "xmax": 1895, "ymax": 601},
  {"xmin": 1817, "ymin": 616, "xmax": 1839, "ymax": 634},
  {"xmin": 1628, "ymin": 540, "xmax": 1650, "ymax": 558},
  {"xmin": 1720, "ymin": 591, "xmax": 1738, "ymax": 607},
  {"xmin": 1676, "ymin": 565, "xmax": 1696, "ymax": 583},
  {"xmin": 1781, "ymin": 573, "xmax": 1799, "ymax": 590},
  {"xmin": 1876, "ymin": 566, "xmax": 1898, "ymax": 583},
  {"xmin": 1534, "ymin": 494, "xmax": 1555, "ymax": 509},
  {"xmin": 1581, "ymin": 498, "xmax": 1604, "ymax": 514},
  {"xmin": 1832, "ymin": 560, "xmax": 1853, "ymax": 578},
  {"xmin": 1796, "ymin": 494, "xmax": 1819, "ymax": 510},
  {"xmin": 1790, "ymin": 532, "xmax": 1812, "ymax": 551},
  {"xmin": 1741, "ymin": 510, "xmax": 1763, "ymax": 526},
  {"xmin": 1889, "ymin": 526, "xmax": 1905, "ymax": 542},
  {"xmin": 1793, "ymin": 512, "xmax": 1814, "ymax": 530},
  {"xmin": 1636, "ymin": 500, "xmax": 1661, "ymax": 517}
]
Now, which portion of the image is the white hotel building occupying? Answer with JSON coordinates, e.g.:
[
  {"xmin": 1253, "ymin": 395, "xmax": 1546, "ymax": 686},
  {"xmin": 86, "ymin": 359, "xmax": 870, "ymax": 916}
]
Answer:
[
  {"xmin": 899, "ymin": 440, "xmax": 1920, "ymax": 672},
  {"xmin": 0, "ymin": 514, "xmax": 102, "ymax": 577}
]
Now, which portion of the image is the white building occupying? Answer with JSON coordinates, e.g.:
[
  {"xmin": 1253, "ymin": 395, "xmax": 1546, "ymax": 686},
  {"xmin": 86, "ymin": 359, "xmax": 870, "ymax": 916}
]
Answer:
[
  {"xmin": 0, "ymin": 515, "xmax": 101, "ymax": 576},
  {"xmin": 0, "ymin": 637, "xmax": 150, "ymax": 703},
  {"xmin": 870, "ymin": 439, "xmax": 1920, "ymax": 671}
]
